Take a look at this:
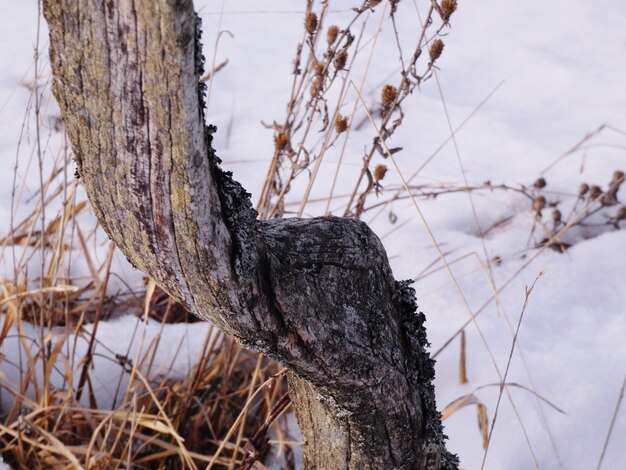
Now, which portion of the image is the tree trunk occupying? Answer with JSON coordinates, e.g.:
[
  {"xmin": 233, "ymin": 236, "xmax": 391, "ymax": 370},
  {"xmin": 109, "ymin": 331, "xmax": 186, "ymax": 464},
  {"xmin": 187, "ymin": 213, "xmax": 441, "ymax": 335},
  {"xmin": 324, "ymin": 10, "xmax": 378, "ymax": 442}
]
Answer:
[{"xmin": 43, "ymin": 1, "xmax": 458, "ymax": 468}]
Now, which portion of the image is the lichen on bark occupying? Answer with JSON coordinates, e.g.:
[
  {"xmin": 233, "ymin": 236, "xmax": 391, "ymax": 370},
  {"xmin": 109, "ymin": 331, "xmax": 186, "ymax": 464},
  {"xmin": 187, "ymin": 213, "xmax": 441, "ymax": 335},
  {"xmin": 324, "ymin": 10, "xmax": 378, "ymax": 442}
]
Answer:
[{"xmin": 395, "ymin": 280, "xmax": 459, "ymax": 468}]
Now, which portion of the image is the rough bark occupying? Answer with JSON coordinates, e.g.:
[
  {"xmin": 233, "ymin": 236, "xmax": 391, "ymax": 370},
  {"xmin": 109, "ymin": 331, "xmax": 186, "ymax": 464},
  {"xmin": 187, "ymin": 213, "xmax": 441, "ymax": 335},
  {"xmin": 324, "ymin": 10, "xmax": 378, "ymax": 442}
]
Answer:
[{"xmin": 43, "ymin": 1, "xmax": 458, "ymax": 468}]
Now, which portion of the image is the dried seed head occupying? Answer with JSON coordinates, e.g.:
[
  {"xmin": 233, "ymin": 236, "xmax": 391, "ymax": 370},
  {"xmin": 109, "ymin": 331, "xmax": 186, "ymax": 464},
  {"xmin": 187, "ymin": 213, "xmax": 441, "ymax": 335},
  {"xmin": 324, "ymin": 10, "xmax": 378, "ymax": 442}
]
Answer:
[
  {"xmin": 533, "ymin": 195, "xmax": 546, "ymax": 213},
  {"xmin": 304, "ymin": 12, "xmax": 318, "ymax": 35},
  {"xmin": 429, "ymin": 39, "xmax": 445, "ymax": 62},
  {"xmin": 612, "ymin": 170, "xmax": 625, "ymax": 185},
  {"xmin": 334, "ymin": 50, "xmax": 348, "ymax": 70},
  {"xmin": 390, "ymin": 0, "xmax": 401, "ymax": 14},
  {"xmin": 374, "ymin": 164, "xmax": 388, "ymax": 181},
  {"xmin": 578, "ymin": 183, "xmax": 589, "ymax": 198},
  {"xmin": 552, "ymin": 209, "xmax": 562, "ymax": 223},
  {"xmin": 381, "ymin": 84, "xmax": 398, "ymax": 111},
  {"xmin": 274, "ymin": 132, "xmax": 290, "ymax": 151},
  {"xmin": 314, "ymin": 62, "xmax": 326, "ymax": 76},
  {"xmin": 616, "ymin": 206, "xmax": 626, "ymax": 221},
  {"xmin": 602, "ymin": 191, "xmax": 618, "ymax": 206},
  {"xmin": 534, "ymin": 177, "xmax": 547, "ymax": 189},
  {"xmin": 335, "ymin": 114, "xmax": 348, "ymax": 134},
  {"xmin": 310, "ymin": 77, "xmax": 322, "ymax": 96},
  {"xmin": 589, "ymin": 185, "xmax": 602, "ymax": 199},
  {"xmin": 327, "ymin": 25, "xmax": 339, "ymax": 45},
  {"xmin": 441, "ymin": 0, "xmax": 458, "ymax": 21}
]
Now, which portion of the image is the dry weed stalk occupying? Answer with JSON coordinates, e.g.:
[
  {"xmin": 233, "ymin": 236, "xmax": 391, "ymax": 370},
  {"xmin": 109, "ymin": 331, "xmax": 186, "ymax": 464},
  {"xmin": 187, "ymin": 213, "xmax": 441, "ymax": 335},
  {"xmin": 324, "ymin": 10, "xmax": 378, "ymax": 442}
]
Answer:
[
  {"xmin": 256, "ymin": 1, "xmax": 362, "ymax": 219},
  {"xmin": 351, "ymin": 163, "xmax": 625, "ymax": 254},
  {"xmin": 528, "ymin": 168, "xmax": 625, "ymax": 253},
  {"xmin": 341, "ymin": 2, "xmax": 455, "ymax": 218},
  {"xmin": 255, "ymin": 0, "xmax": 457, "ymax": 220},
  {"xmin": 428, "ymin": 125, "xmax": 626, "ymax": 370}
]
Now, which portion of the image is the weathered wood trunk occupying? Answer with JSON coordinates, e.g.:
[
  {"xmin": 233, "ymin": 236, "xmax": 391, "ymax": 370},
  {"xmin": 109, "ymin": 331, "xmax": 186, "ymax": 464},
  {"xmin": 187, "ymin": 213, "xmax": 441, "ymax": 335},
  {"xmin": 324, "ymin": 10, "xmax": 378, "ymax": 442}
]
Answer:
[{"xmin": 43, "ymin": 1, "xmax": 458, "ymax": 468}]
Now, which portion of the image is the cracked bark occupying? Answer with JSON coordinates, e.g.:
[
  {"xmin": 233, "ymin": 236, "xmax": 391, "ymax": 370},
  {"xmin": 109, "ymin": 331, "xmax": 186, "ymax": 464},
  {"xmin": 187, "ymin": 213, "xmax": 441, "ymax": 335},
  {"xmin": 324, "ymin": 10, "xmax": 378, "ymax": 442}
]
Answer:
[{"xmin": 43, "ymin": 1, "xmax": 458, "ymax": 468}]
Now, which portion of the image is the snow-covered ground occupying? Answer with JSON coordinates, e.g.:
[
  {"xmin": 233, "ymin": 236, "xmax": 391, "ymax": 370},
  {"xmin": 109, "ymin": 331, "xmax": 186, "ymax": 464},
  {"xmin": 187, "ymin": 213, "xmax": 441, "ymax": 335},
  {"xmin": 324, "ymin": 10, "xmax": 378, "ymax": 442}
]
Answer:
[{"xmin": 1, "ymin": 1, "xmax": 625, "ymax": 469}]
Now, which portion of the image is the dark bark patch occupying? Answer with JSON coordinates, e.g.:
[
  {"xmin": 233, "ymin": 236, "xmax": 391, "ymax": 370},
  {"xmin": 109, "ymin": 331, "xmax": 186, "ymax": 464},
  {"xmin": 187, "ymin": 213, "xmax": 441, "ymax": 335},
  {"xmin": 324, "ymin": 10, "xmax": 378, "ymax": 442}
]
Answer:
[{"xmin": 394, "ymin": 280, "xmax": 459, "ymax": 469}]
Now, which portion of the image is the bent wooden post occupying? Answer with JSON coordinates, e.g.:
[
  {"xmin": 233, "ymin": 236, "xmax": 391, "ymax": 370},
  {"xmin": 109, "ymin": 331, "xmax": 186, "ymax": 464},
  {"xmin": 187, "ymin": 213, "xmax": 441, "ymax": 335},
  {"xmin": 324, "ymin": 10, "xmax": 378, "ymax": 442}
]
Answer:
[{"xmin": 44, "ymin": 1, "xmax": 458, "ymax": 468}]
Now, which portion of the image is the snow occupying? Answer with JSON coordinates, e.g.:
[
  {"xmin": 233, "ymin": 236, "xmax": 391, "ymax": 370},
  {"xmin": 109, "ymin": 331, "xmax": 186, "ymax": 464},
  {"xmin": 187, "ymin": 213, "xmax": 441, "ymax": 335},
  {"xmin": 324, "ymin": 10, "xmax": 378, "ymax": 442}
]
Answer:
[
  {"xmin": 0, "ymin": 314, "xmax": 221, "ymax": 411},
  {"xmin": 1, "ymin": 1, "xmax": 625, "ymax": 469}
]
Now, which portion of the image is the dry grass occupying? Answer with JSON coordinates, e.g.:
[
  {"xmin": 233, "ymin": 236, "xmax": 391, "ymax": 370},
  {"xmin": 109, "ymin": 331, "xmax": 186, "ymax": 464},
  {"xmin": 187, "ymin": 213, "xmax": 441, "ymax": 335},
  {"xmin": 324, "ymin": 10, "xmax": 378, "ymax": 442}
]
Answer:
[
  {"xmin": 0, "ymin": 158, "xmax": 294, "ymax": 469},
  {"xmin": 1, "ymin": 8, "xmax": 291, "ymax": 468}
]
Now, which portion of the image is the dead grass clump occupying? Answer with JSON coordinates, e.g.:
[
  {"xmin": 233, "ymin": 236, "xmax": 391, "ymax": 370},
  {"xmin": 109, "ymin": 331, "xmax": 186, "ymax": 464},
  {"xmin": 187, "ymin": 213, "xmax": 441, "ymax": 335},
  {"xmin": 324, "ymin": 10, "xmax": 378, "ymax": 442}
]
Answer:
[{"xmin": 1, "ymin": 110, "xmax": 290, "ymax": 469}]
